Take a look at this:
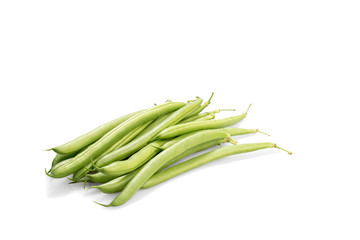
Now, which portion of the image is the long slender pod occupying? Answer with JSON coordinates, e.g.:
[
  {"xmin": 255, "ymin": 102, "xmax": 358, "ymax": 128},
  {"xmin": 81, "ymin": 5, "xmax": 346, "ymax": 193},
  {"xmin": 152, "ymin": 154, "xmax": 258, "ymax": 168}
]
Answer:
[
  {"xmin": 50, "ymin": 110, "xmax": 143, "ymax": 154},
  {"xmin": 155, "ymin": 105, "xmax": 251, "ymax": 140},
  {"xmin": 86, "ymin": 140, "xmax": 166, "ymax": 185},
  {"xmin": 143, "ymin": 142, "xmax": 292, "ymax": 188}
]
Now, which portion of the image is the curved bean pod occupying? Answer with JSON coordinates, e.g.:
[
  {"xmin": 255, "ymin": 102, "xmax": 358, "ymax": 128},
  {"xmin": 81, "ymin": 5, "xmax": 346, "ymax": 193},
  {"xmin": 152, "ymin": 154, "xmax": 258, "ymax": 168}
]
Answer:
[
  {"xmin": 95, "ymin": 129, "xmax": 230, "ymax": 206},
  {"xmin": 93, "ymin": 139, "xmax": 167, "ymax": 177},
  {"xmin": 90, "ymin": 170, "xmax": 139, "ymax": 193},
  {"xmin": 48, "ymin": 102, "xmax": 185, "ymax": 178},
  {"xmin": 155, "ymin": 105, "xmax": 251, "ymax": 140},
  {"xmin": 94, "ymin": 98, "xmax": 203, "ymax": 168},
  {"xmin": 50, "ymin": 110, "xmax": 143, "ymax": 154},
  {"xmin": 142, "ymin": 142, "xmax": 292, "ymax": 188}
]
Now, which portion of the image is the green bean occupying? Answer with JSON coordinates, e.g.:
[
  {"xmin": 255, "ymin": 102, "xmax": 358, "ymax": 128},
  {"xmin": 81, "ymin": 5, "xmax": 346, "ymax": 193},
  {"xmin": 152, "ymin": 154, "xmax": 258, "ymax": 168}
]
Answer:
[
  {"xmin": 71, "ymin": 120, "xmax": 154, "ymax": 181},
  {"xmin": 94, "ymin": 98, "xmax": 203, "ymax": 168},
  {"xmin": 155, "ymin": 105, "xmax": 251, "ymax": 140},
  {"xmin": 73, "ymin": 114, "xmax": 171, "ymax": 181},
  {"xmin": 132, "ymin": 114, "xmax": 170, "ymax": 140},
  {"xmin": 180, "ymin": 112, "xmax": 215, "ymax": 124},
  {"xmin": 94, "ymin": 130, "xmax": 206, "ymax": 177},
  {"xmin": 90, "ymin": 137, "xmax": 285, "ymax": 194},
  {"xmin": 223, "ymin": 127, "xmax": 270, "ymax": 136},
  {"xmin": 94, "ymin": 129, "xmax": 230, "ymax": 206},
  {"xmin": 87, "ymin": 139, "xmax": 167, "ymax": 186},
  {"xmin": 90, "ymin": 170, "xmax": 139, "ymax": 193},
  {"xmin": 93, "ymin": 127, "xmax": 265, "ymax": 180},
  {"xmin": 143, "ymin": 142, "xmax": 292, "ymax": 189},
  {"xmin": 95, "ymin": 134, "xmax": 203, "ymax": 177},
  {"xmin": 89, "ymin": 127, "xmax": 264, "ymax": 193},
  {"xmin": 77, "ymin": 127, "xmax": 266, "ymax": 184},
  {"xmin": 49, "ymin": 110, "xmax": 143, "ymax": 154},
  {"xmin": 90, "ymin": 139, "xmax": 223, "ymax": 193},
  {"xmin": 85, "ymin": 114, "xmax": 216, "ymax": 184},
  {"xmin": 50, "ymin": 150, "xmax": 81, "ymax": 170},
  {"xmin": 47, "ymin": 102, "xmax": 185, "ymax": 178},
  {"xmin": 84, "ymin": 171, "xmax": 116, "ymax": 184},
  {"xmin": 186, "ymin": 92, "xmax": 214, "ymax": 117},
  {"xmin": 180, "ymin": 108, "xmax": 235, "ymax": 123},
  {"xmin": 92, "ymin": 140, "xmax": 167, "ymax": 177},
  {"xmin": 86, "ymin": 132, "xmax": 196, "ymax": 183}
]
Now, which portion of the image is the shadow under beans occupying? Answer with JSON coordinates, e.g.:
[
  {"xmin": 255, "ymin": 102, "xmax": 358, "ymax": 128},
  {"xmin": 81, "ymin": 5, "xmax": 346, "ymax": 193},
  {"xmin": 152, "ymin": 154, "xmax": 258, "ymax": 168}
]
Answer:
[
  {"xmin": 91, "ymin": 185, "xmax": 164, "ymax": 210},
  {"xmin": 45, "ymin": 175, "xmax": 73, "ymax": 198}
]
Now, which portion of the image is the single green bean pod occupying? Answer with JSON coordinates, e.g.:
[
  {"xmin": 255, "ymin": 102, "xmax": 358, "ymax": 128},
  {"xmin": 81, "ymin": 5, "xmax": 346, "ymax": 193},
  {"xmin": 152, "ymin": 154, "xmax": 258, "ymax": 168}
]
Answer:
[
  {"xmin": 155, "ymin": 105, "xmax": 251, "ymax": 140},
  {"xmin": 49, "ymin": 110, "xmax": 143, "ymax": 154}
]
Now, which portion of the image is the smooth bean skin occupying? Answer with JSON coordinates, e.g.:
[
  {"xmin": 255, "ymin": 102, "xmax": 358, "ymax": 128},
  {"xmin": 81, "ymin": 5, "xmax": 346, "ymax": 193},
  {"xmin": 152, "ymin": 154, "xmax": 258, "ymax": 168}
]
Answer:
[
  {"xmin": 181, "ymin": 108, "xmax": 234, "ymax": 123},
  {"xmin": 90, "ymin": 170, "xmax": 139, "ymax": 193},
  {"xmin": 91, "ymin": 127, "xmax": 262, "ymax": 193},
  {"xmin": 86, "ymin": 115, "xmax": 216, "ymax": 183},
  {"xmin": 155, "ymin": 112, "xmax": 248, "ymax": 140},
  {"xmin": 95, "ymin": 130, "xmax": 230, "ymax": 206},
  {"xmin": 142, "ymin": 142, "xmax": 279, "ymax": 188},
  {"xmin": 51, "ymin": 150, "xmax": 80, "ymax": 168},
  {"xmin": 94, "ymin": 98, "xmax": 203, "ymax": 168},
  {"xmin": 88, "ymin": 136, "xmax": 192, "ymax": 184},
  {"xmin": 48, "ymin": 102, "xmax": 185, "ymax": 178},
  {"xmin": 90, "ymin": 139, "xmax": 223, "ymax": 193},
  {"xmin": 223, "ymin": 128, "xmax": 259, "ymax": 136},
  {"xmin": 96, "ymin": 127, "xmax": 261, "ymax": 178},
  {"xmin": 51, "ymin": 110, "xmax": 143, "ymax": 154},
  {"xmin": 86, "ymin": 171, "xmax": 119, "ymax": 183},
  {"xmin": 180, "ymin": 111, "xmax": 213, "ymax": 123},
  {"xmin": 71, "ymin": 120, "xmax": 154, "ymax": 181},
  {"xmin": 95, "ymin": 140, "xmax": 167, "ymax": 176},
  {"xmin": 95, "ymin": 130, "xmax": 202, "ymax": 176},
  {"xmin": 190, "ymin": 113, "xmax": 215, "ymax": 122},
  {"xmin": 132, "ymin": 114, "xmax": 170, "ymax": 140}
]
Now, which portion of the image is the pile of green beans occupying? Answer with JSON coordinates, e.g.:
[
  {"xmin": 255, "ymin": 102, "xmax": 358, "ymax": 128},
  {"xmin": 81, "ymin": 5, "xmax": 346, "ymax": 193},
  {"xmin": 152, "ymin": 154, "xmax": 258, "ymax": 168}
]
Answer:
[{"xmin": 45, "ymin": 94, "xmax": 292, "ymax": 207}]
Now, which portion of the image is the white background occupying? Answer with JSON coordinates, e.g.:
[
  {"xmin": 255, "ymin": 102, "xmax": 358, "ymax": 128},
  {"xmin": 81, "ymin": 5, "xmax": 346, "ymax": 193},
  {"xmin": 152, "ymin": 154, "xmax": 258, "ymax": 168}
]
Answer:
[{"xmin": 1, "ymin": 1, "xmax": 359, "ymax": 239}]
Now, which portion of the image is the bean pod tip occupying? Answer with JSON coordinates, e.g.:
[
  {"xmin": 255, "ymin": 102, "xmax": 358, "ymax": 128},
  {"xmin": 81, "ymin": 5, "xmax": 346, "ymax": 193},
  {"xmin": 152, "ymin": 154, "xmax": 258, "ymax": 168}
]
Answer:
[{"xmin": 274, "ymin": 144, "xmax": 293, "ymax": 155}]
